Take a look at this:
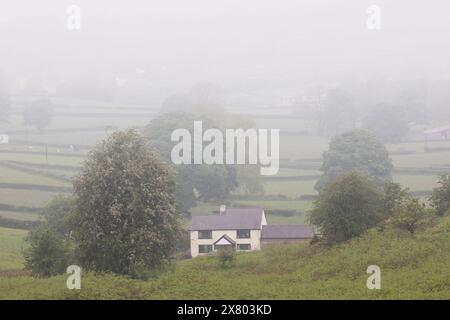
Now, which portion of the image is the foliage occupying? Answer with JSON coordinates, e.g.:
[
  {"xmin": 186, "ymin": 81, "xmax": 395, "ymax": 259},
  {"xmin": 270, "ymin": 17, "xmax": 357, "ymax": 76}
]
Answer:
[
  {"xmin": 23, "ymin": 99, "xmax": 54, "ymax": 131},
  {"xmin": 40, "ymin": 195, "xmax": 76, "ymax": 238},
  {"xmin": 429, "ymin": 174, "xmax": 450, "ymax": 216},
  {"xmin": 390, "ymin": 197, "xmax": 430, "ymax": 234},
  {"xmin": 24, "ymin": 227, "xmax": 71, "ymax": 277},
  {"xmin": 3, "ymin": 216, "xmax": 450, "ymax": 299},
  {"xmin": 144, "ymin": 112, "xmax": 239, "ymax": 213},
  {"xmin": 217, "ymin": 246, "xmax": 236, "ymax": 269},
  {"xmin": 381, "ymin": 182, "xmax": 410, "ymax": 219},
  {"xmin": 72, "ymin": 130, "xmax": 182, "ymax": 275},
  {"xmin": 363, "ymin": 103, "xmax": 409, "ymax": 143},
  {"xmin": 315, "ymin": 129, "xmax": 393, "ymax": 191},
  {"xmin": 310, "ymin": 172, "xmax": 383, "ymax": 244}
]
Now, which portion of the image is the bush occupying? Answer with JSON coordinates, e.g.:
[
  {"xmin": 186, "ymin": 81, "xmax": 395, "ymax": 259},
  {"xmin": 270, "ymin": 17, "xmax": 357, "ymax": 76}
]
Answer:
[
  {"xmin": 309, "ymin": 172, "xmax": 383, "ymax": 244},
  {"xmin": 390, "ymin": 198, "xmax": 431, "ymax": 234},
  {"xmin": 217, "ymin": 247, "xmax": 236, "ymax": 269},
  {"xmin": 24, "ymin": 227, "xmax": 72, "ymax": 277},
  {"xmin": 429, "ymin": 174, "xmax": 450, "ymax": 216}
]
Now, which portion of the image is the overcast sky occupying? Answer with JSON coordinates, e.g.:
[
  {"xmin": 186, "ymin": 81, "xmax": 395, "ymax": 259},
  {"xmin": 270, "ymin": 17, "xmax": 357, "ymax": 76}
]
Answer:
[{"xmin": 1, "ymin": 0, "xmax": 450, "ymax": 97}]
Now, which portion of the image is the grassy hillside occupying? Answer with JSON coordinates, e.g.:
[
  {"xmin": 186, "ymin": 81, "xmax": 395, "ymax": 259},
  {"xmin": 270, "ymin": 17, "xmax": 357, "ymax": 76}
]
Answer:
[
  {"xmin": 1, "ymin": 217, "xmax": 450, "ymax": 299},
  {"xmin": 0, "ymin": 227, "xmax": 28, "ymax": 270}
]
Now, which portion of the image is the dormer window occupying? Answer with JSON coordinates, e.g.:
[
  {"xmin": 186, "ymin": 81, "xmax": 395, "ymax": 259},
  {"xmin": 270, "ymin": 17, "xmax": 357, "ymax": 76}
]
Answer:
[{"xmin": 237, "ymin": 229, "xmax": 251, "ymax": 239}]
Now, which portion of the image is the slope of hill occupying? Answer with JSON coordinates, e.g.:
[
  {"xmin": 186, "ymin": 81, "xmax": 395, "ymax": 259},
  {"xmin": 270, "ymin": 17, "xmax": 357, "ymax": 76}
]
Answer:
[{"xmin": 1, "ymin": 217, "xmax": 450, "ymax": 299}]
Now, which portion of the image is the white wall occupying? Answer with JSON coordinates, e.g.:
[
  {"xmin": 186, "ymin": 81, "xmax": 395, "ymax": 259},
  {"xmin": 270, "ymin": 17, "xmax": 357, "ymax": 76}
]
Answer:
[{"xmin": 190, "ymin": 229, "xmax": 261, "ymax": 258}]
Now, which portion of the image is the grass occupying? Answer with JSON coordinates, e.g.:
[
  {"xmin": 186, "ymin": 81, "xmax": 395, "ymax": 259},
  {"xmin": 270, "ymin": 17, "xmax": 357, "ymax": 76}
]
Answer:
[
  {"xmin": 0, "ymin": 227, "xmax": 28, "ymax": 270},
  {"xmin": 393, "ymin": 174, "xmax": 439, "ymax": 192},
  {"xmin": 391, "ymin": 151, "xmax": 450, "ymax": 168},
  {"xmin": 1, "ymin": 217, "xmax": 450, "ymax": 299},
  {"xmin": 0, "ymin": 153, "xmax": 83, "ymax": 166},
  {"xmin": 231, "ymin": 200, "xmax": 313, "ymax": 212},
  {"xmin": 263, "ymin": 180, "xmax": 317, "ymax": 198},
  {"xmin": 0, "ymin": 165, "xmax": 71, "ymax": 187},
  {"xmin": 0, "ymin": 211, "xmax": 42, "ymax": 221},
  {"xmin": 0, "ymin": 189, "xmax": 66, "ymax": 208}
]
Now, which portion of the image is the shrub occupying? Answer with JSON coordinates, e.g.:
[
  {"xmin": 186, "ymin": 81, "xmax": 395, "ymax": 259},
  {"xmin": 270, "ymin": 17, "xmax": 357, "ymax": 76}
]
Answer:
[
  {"xmin": 217, "ymin": 247, "xmax": 236, "ymax": 269},
  {"xmin": 309, "ymin": 172, "xmax": 383, "ymax": 244},
  {"xmin": 390, "ymin": 198, "xmax": 430, "ymax": 234},
  {"xmin": 429, "ymin": 174, "xmax": 450, "ymax": 216},
  {"xmin": 24, "ymin": 227, "xmax": 72, "ymax": 277}
]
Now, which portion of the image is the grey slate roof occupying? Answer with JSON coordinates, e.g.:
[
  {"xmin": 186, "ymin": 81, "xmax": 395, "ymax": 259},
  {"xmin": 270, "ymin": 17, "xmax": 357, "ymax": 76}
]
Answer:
[
  {"xmin": 190, "ymin": 207, "xmax": 264, "ymax": 231},
  {"xmin": 261, "ymin": 225, "xmax": 314, "ymax": 239}
]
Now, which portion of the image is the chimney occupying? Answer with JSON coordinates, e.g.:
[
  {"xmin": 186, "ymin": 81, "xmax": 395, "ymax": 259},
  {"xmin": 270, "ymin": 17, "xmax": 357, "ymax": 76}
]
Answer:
[{"xmin": 219, "ymin": 205, "xmax": 226, "ymax": 215}]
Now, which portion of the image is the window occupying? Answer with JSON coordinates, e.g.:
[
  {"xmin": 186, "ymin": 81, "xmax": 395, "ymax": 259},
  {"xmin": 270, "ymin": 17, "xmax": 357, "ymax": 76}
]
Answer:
[
  {"xmin": 198, "ymin": 230, "xmax": 212, "ymax": 239},
  {"xmin": 237, "ymin": 229, "xmax": 251, "ymax": 239},
  {"xmin": 198, "ymin": 245, "xmax": 213, "ymax": 254},
  {"xmin": 237, "ymin": 244, "xmax": 251, "ymax": 251}
]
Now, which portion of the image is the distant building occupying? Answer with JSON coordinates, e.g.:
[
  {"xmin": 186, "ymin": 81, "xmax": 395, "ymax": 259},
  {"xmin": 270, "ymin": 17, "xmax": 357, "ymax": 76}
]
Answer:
[
  {"xmin": 424, "ymin": 125, "xmax": 450, "ymax": 141},
  {"xmin": 189, "ymin": 206, "xmax": 314, "ymax": 258}
]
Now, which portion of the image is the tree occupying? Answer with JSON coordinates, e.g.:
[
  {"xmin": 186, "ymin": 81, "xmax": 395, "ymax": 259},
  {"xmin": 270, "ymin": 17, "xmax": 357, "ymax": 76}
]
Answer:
[
  {"xmin": 23, "ymin": 99, "xmax": 54, "ymax": 131},
  {"xmin": 429, "ymin": 174, "xmax": 450, "ymax": 216},
  {"xmin": 72, "ymin": 130, "xmax": 181, "ymax": 275},
  {"xmin": 24, "ymin": 195, "xmax": 76, "ymax": 277},
  {"xmin": 363, "ymin": 103, "xmax": 409, "ymax": 143},
  {"xmin": 24, "ymin": 227, "xmax": 71, "ymax": 277},
  {"xmin": 391, "ymin": 198, "xmax": 430, "ymax": 234},
  {"xmin": 381, "ymin": 182, "xmax": 410, "ymax": 219},
  {"xmin": 315, "ymin": 129, "xmax": 393, "ymax": 191},
  {"xmin": 40, "ymin": 195, "xmax": 76, "ymax": 237},
  {"xmin": 144, "ymin": 112, "xmax": 238, "ymax": 214},
  {"xmin": 309, "ymin": 172, "xmax": 383, "ymax": 244}
]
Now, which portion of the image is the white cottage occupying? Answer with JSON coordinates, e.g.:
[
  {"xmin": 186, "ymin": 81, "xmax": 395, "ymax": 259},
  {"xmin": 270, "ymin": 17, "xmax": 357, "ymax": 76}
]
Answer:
[{"xmin": 189, "ymin": 206, "xmax": 314, "ymax": 258}]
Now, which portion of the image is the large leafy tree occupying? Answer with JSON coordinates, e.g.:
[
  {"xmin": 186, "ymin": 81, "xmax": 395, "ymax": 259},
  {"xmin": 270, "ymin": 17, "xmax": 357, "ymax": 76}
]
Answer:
[
  {"xmin": 310, "ymin": 172, "xmax": 383, "ymax": 244},
  {"xmin": 315, "ymin": 129, "xmax": 393, "ymax": 191},
  {"xmin": 72, "ymin": 130, "xmax": 181, "ymax": 275},
  {"xmin": 143, "ymin": 112, "xmax": 239, "ymax": 214}
]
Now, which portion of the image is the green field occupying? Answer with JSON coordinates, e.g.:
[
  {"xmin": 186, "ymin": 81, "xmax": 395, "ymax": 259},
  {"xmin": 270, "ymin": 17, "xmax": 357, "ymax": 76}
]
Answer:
[
  {"xmin": 1, "ymin": 217, "xmax": 450, "ymax": 299},
  {"xmin": 0, "ymin": 227, "xmax": 28, "ymax": 270},
  {"xmin": 0, "ymin": 211, "xmax": 42, "ymax": 221},
  {"xmin": 0, "ymin": 165, "xmax": 70, "ymax": 187}
]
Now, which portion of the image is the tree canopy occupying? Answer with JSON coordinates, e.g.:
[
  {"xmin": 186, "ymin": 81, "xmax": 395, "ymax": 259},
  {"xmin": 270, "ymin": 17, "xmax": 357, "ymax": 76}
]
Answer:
[
  {"xmin": 72, "ymin": 130, "xmax": 181, "ymax": 275},
  {"xmin": 310, "ymin": 172, "xmax": 383, "ymax": 244},
  {"xmin": 315, "ymin": 129, "xmax": 393, "ymax": 191},
  {"xmin": 429, "ymin": 174, "xmax": 450, "ymax": 216},
  {"xmin": 144, "ymin": 112, "xmax": 257, "ymax": 214}
]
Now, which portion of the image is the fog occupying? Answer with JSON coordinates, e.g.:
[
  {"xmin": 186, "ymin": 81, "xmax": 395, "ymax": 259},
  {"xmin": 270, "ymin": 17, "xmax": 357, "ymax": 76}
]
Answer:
[{"xmin": 1, "ymin": 0, "xmax": 450, "ymax": 106}]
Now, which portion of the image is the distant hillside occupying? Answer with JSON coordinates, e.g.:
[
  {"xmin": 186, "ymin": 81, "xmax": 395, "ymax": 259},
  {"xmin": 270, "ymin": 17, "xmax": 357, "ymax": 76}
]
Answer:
[{"xmin": 1, "ymin": 217, "xmax": 450, "ymax": 299}]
